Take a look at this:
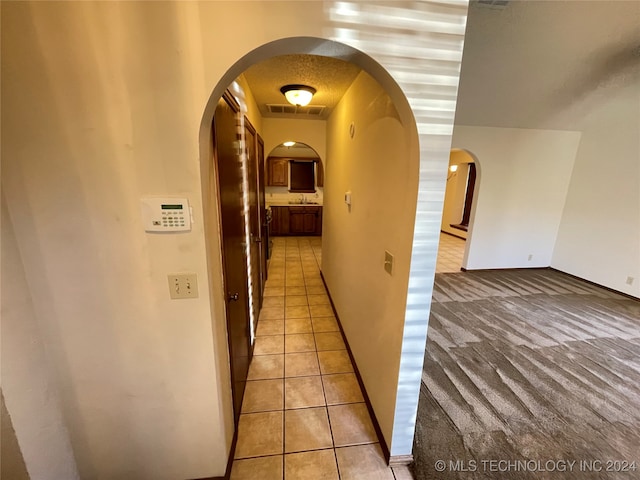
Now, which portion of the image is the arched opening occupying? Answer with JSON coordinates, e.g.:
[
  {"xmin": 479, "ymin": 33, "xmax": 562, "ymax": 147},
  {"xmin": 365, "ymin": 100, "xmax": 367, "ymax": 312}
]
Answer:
[
  {"xmin": 437, "ymin": 148, "xmax": 481, "ymax": 272},
  {"xmin": 198, "ymin": 36, "xmax": 421, "ymax": 462},
  {"xmin": 265, "ymin": 142, "xmax": 324, "ymax": 204},
  {"xmin": 265, "ymin": 142, "xmax": 324, "ymax": 242}
]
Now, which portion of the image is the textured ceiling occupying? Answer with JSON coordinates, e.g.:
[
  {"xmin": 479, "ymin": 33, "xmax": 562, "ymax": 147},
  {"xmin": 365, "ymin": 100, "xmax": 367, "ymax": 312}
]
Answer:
[{"xmin": 241, "ymin": 54, "xmax": 361, "ymax": 120}]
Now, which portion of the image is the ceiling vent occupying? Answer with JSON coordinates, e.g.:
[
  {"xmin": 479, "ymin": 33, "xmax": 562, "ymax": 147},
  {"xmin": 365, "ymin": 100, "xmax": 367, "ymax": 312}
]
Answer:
[
  {"xmin": 267, "ymin": 104, "xmax": 326, "ymax": 116},
  {"xmin": 474, "ymin": 0, "xmax": 509, "ymax": 9}
]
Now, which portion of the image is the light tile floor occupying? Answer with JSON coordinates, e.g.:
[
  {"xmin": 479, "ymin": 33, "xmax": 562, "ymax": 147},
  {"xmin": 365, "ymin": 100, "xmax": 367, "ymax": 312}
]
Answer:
[
  {"xmin": 231, "ymin": 236, "xmax": 411, "ymax": 480},
  {"xmin": 436, "ymin": 232, "xmax": 466, "ymax": 273}
]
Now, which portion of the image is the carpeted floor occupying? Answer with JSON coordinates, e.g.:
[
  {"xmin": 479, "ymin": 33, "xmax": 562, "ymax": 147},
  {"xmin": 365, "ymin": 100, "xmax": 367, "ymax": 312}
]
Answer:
[{"xmin": 413, "ymin": 269, "xmax": 640, "ymax": 479}]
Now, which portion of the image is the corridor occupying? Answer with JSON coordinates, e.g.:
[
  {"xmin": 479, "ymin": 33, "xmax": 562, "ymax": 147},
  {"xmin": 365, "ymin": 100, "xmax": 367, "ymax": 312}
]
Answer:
[{"xmin": 230, "ymin": 237, "xmax": 409, "ymax": 479}]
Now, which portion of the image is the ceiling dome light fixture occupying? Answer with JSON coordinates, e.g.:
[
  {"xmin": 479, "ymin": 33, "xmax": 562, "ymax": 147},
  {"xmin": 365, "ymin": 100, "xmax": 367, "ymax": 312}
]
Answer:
[
  {"xmin": 280, "ymin": 84, "xmax": 316, "ymax": 107},
  {"xmin": 283, "ymin": 141, "xmax": 296, "ymax": 147}
]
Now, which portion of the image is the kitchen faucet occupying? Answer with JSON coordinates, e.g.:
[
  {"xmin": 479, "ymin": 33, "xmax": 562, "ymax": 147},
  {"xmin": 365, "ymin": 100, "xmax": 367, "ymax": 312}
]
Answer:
[{"xmin": 299, "ymin": 193, "xmax": 306, "ymax": 204}]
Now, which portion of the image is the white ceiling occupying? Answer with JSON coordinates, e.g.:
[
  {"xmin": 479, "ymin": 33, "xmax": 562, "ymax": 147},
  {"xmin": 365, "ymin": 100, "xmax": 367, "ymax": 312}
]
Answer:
[
  {"xmin": 240, "ymin": 1, "xmax": 639, "ymax": 130},
  {"xmin": 456, "ymin": 0, "xmax": 640, "ymax": 130}
]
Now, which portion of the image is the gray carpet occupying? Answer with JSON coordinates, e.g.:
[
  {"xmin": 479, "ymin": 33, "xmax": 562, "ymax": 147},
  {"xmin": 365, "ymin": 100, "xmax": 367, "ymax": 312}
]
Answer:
[{"xmin": 413, "ymin": 269, "xmax": 640, "ymax": 479}]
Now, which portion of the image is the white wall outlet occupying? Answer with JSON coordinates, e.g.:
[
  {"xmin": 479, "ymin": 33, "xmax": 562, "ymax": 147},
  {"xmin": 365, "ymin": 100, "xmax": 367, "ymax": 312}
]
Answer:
[
  {"xmin": 626, "ymin": 276, "xmax": 635, "ymax": 286},
  {"xmin": 168, "ymin": 274, "xmax": 198, "ymax": 299},
  {"xmin": 384, "ymin": 251, "xmax": 394, "ymax": 275}
]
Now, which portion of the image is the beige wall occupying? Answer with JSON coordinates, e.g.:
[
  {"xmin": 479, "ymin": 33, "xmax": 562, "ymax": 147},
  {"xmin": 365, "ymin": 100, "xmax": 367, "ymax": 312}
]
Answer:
[
  {"xmin": 1, "ymin": 0, "xmax": 467, "ymax": 474},
  {"xmin": 235, "ymin": 75, "xmax": 263, "ymax": 133},
  {"xmin": 552, "ymin": 81, "xmax": 640, "ymax": 297},
  {"xmin": 1, "ymin": 2, "xmax": 325, "ymax": 478},
  {"xmin": 452, "ymin": 126, "xmax": 581, "ymax": 270},
  {"xmin": 322, "ymin": 71, "xmax": 418, "ymax": 447},
  {"xmin": 263, "ymin": 118, "xmax": 327, "ymax": 205},
  {"xmin": 262, "ymin": 118, "xmax": 327, "ymax": 162},
  {"xmin": 1, "ymin": 198, "xmax": 80, "ymax": 480}
]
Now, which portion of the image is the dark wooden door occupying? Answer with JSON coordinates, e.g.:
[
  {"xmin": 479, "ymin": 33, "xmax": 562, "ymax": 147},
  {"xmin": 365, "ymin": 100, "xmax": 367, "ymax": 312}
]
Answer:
[
  {"xmin": 213, "ymin": 92, "xmax": 251, "ymax": 421},
  {"xmin": 244, "ymin": 120, "xmax": 262, "ymax": 326},
  {"xmin": 257, "ymin": 135, "xmax": 268, "ymax": 288},
  {"xmin": 461, "ymin": 162, "xmax": 477, "ymax": 227}
]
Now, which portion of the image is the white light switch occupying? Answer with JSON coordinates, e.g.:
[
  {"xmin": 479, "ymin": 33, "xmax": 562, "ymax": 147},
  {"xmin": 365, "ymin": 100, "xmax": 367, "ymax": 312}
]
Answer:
[{"xmin": 168, "ymin": 274, "xmax": 198, "ymax": 299}]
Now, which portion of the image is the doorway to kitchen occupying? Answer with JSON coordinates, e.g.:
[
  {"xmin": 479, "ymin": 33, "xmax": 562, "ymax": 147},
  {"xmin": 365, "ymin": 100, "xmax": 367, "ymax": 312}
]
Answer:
[{"xmin": 265, "ymin": 142, "xmax": 324, "ymax": 244}]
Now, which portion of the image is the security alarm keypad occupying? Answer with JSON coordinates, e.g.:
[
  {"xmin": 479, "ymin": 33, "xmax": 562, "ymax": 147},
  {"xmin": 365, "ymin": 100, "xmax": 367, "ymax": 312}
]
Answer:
[
  {"xmin": 160, "ymin": 204, "xmax": 186, "ymax": 228},
  {"xmin": 140, "ymin": 197, "xmax": 192, "ymax": 232}
]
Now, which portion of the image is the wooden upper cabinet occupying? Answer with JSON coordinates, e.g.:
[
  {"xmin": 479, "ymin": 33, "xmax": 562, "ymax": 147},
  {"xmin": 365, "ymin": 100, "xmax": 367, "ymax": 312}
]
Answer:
[
  {"xmin": 266, "ymin": 156, "xmax": 324, "ymax": 189},
  {"xmin": 267, "ymin": 157, "xmax": 288, "ymax": 187}
]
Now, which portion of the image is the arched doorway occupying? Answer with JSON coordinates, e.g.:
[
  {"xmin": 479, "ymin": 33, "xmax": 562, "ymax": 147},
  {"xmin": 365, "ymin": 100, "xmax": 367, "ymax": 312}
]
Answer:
[
  {"xmin": 264, "ymin": 142, "xmax": 325, "ymax": 238},
  {"xmin": 437, "ymin": 148, "xmax": 481, "ymax": 272},
  {"xmin": 195, "ymin": 18, "xmax": 470, "ymax": 460},
  {"xmin": 201, "ymin": 38, "xmax": 419, "ymax": 456}
]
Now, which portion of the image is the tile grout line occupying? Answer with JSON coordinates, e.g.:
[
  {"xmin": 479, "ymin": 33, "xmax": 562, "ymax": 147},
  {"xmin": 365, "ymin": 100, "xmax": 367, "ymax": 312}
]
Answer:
[
  {"xmin": 241, "ymin": 237, "xmax": 386, "ymax": 479},
  {"xmin": 310, "ymin": 237, "xmax": 343, "ymax": 480},
  {"xmin": 282, "ymin": 239, "xmax": 289, "ymax": 480},
  {"xmin": 303, "ymin": 237, "xmax": 343, "ymax": 479},
  {"xmin": 301, "ymin": 237, "xmax": 337, "ymax": 478}
]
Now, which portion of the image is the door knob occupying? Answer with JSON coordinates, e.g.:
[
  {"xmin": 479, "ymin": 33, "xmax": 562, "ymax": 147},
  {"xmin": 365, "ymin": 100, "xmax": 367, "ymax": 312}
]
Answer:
[{"xmin": 228, "ymin": 292, "xmax": 239, "ymax": 301}]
